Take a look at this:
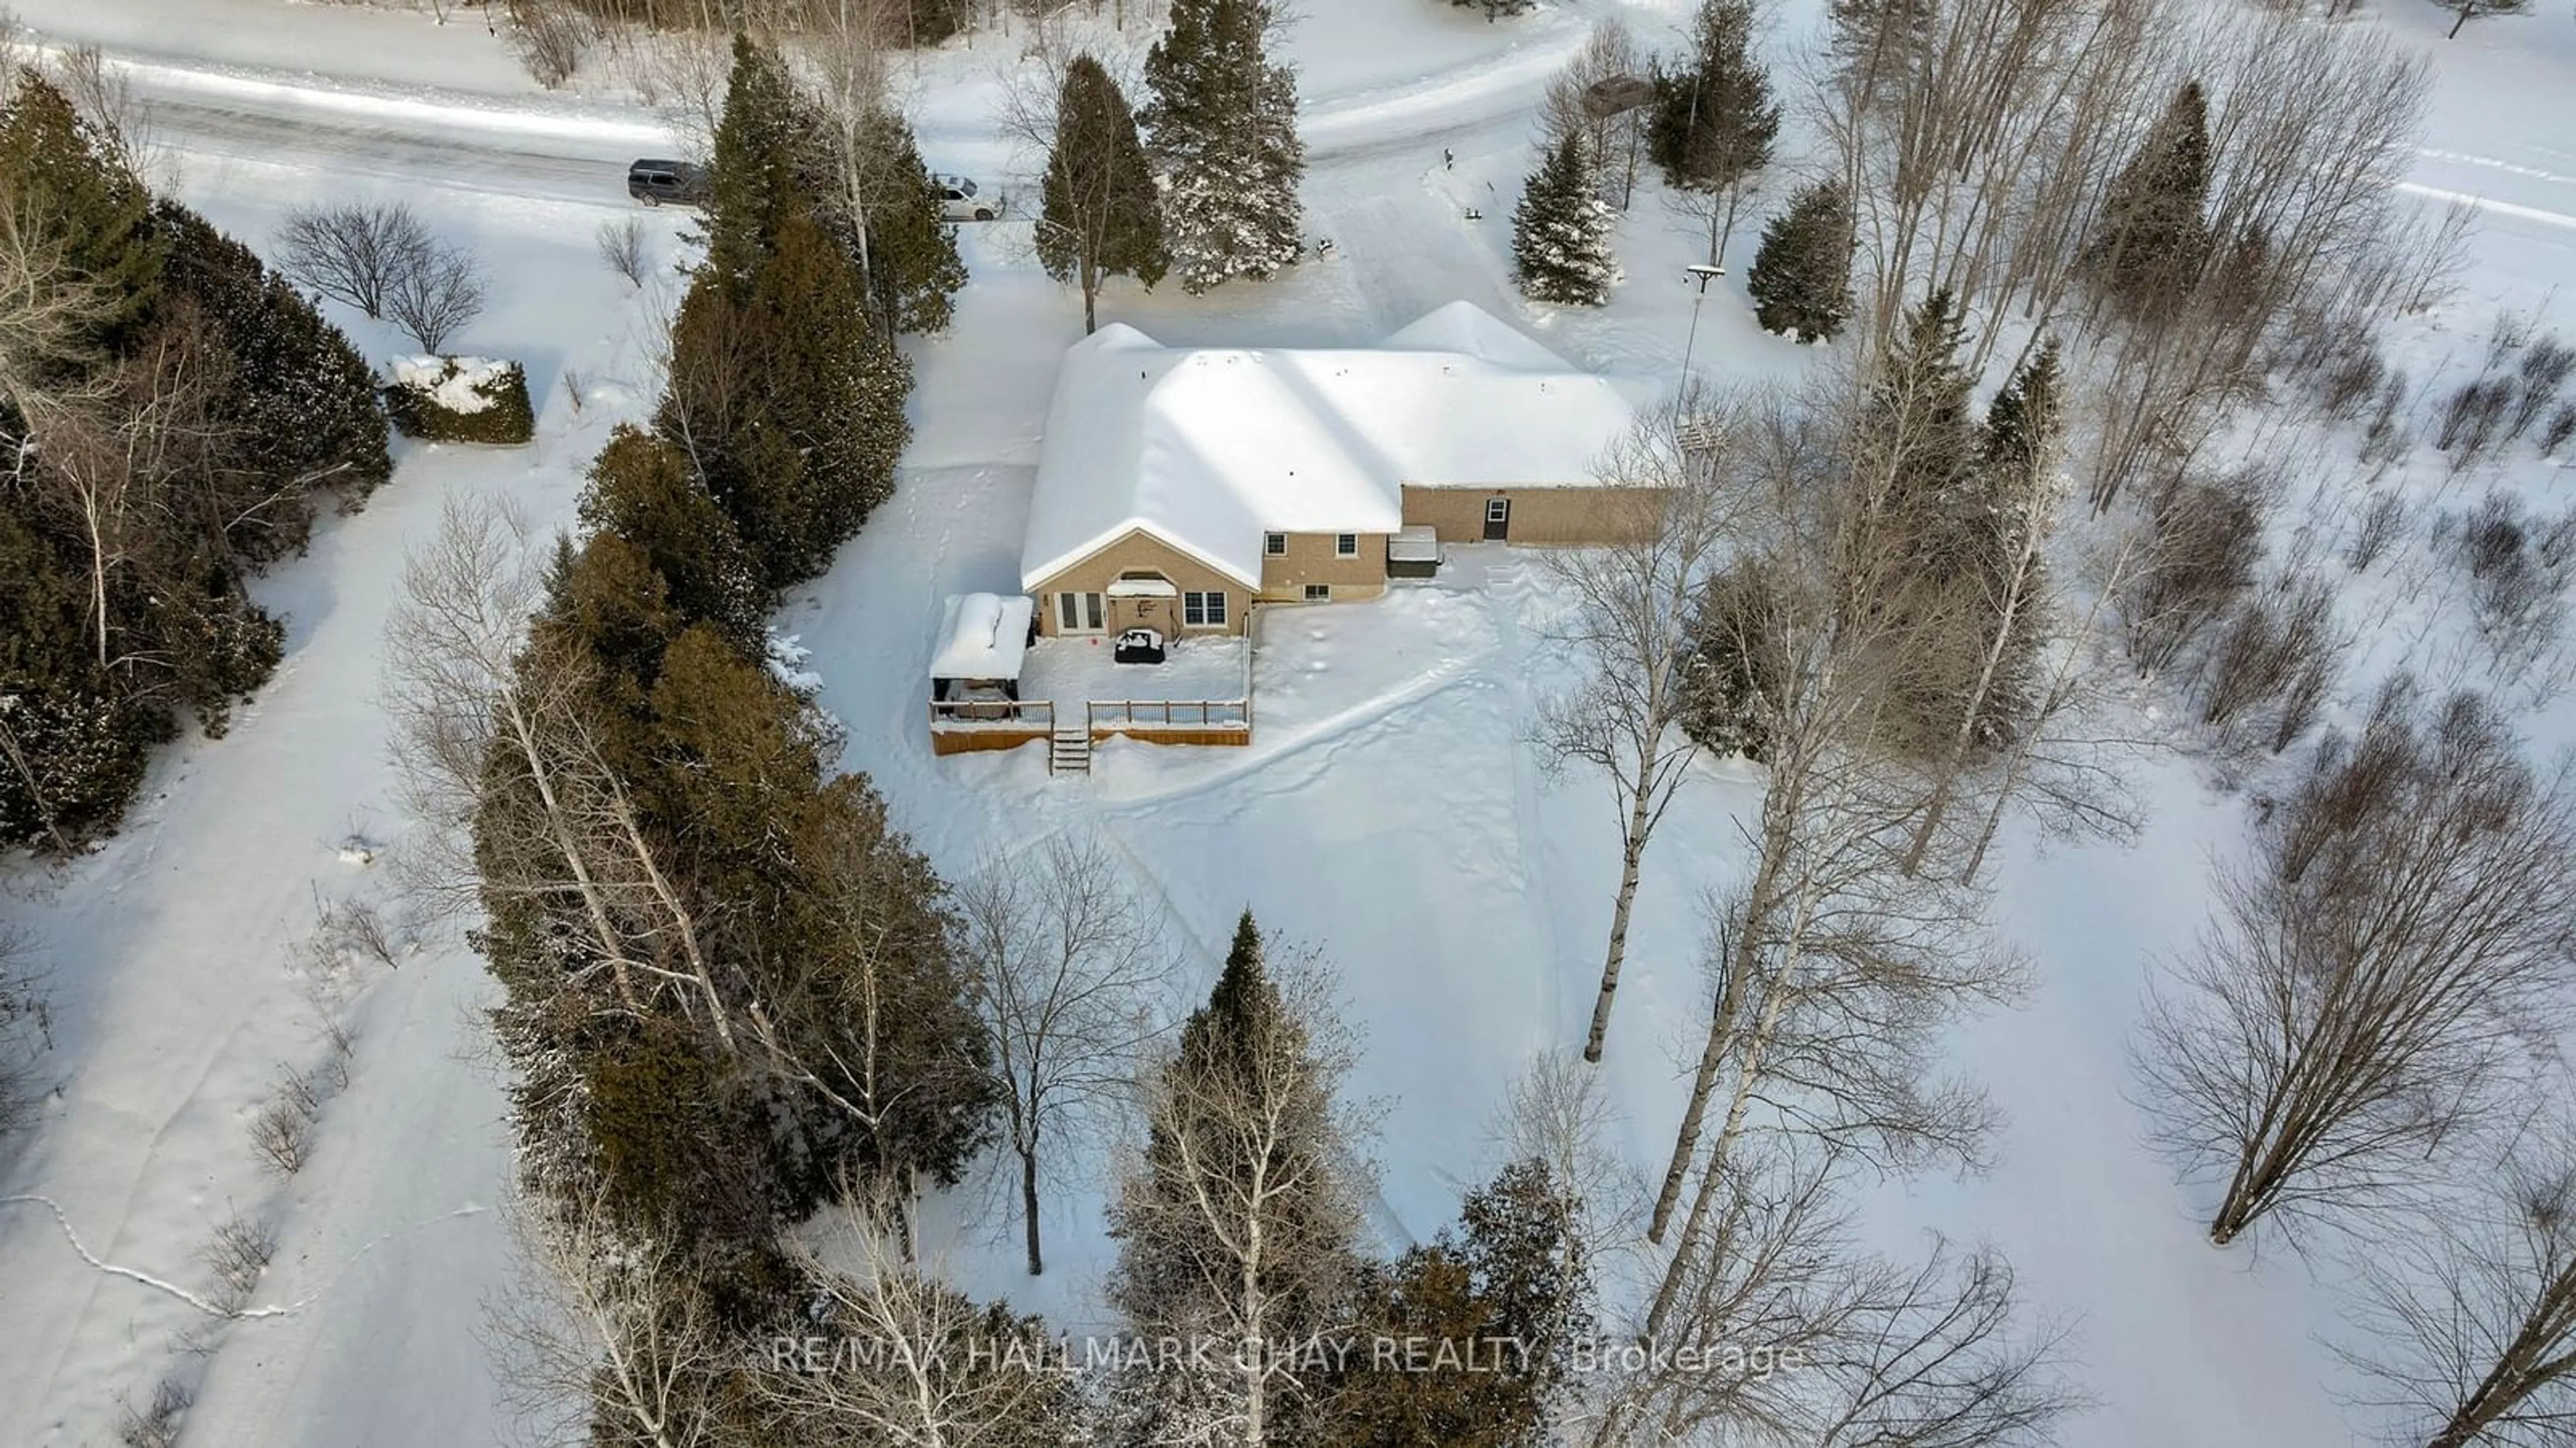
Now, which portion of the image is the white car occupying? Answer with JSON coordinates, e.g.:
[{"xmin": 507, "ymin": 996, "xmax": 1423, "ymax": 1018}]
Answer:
[{"xmin": 936, "ymin": 174, "xmax": 1001, "ymax": 222}]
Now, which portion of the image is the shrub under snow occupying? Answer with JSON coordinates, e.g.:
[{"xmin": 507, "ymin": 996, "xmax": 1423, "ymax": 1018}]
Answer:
[{"xmin": 382, "ymin": 356, "xmax": 535, "ymax": 446}]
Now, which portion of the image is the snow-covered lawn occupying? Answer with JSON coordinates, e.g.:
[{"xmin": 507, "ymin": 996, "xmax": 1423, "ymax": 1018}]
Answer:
[{"xmin": 0, "ymin": 0, "xmax": 2571, "ymax": 1446}]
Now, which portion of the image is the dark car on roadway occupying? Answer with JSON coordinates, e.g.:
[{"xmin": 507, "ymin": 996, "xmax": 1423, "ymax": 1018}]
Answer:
[{"xmin": 627, "ymin": 159, "xmax": 711, "ymax": 207}]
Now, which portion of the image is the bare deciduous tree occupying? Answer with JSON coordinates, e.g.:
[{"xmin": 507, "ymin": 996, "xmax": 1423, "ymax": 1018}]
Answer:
[
  {"xmin": 486, "ymin": 1187, "xmax": 729, "ymax": 1448},
  {"xmin": 596, "ymin": 215, "xmax": 649, "ymax": 287},
  {"xmin": 1607, "ymin": 1140, "xmax": 2078, "ymax": 1448},
  {"xmin": 1644, "ymin": 384, "xmax": 2024, "ymax": 1284},
  {"xmin": 276, "ymin": 202, "xmax": 433, "ymax": 321},
  {"xmin": 1107, "ymin": 936, "xmax": 1371, "ymax": 1448},
  {"xmin": 2341, "ymin": 1131, "xmax": 2576, "ymax": 1448},
  {"xmin": 0, "ymin": 927, "xmax": 49, "ymax": 1139},
  {"xmin": 1538, "ymin": 19, "xmax": 1649, "ymax": 210},
  {"xmin": 48, "ymin": 44, "xmax": 160, "ymax": 185},
  {"xmin": 953, "ymin": 834, "xmax": 1172, "ymax": 1276},
  {"xmin": 2436, "ymin": 0, "xmax": 2529, "ymax": 39},
  {"xmin": 1496, "ymin": 1048, "xmax": 1647, "ymax": 1277},
  {"xmin": 385, "ymin": 239, "xmax": 489, "ymax": 353},
  {"xmin": 1536, "ymin": 387, "xmax": 1756, "ymax": 1064},
  {"xmin": 504, "ymin": 0, "xmax": 598, "ymax": 88},
  {"xmin": 763, "ymin": 1189, "xmax": 1075, "ymax": 1446},
  {"xmin": 2138, "ymin": 677, "xmax": 2576, "ymax": 1246}
]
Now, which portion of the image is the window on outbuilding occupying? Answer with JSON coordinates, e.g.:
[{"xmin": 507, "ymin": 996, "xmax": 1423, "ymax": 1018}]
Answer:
[
  {"xmin": 1183, "ymin": 591, "xmax": 1228, "ymax": 627},
  {"xmin": 1265, "ymin": 533, "xmax": 1287, "ymax": 556},
  {"xmin": 1336, "ymin": 533, "xmax": 1358, "ymax": 557}
]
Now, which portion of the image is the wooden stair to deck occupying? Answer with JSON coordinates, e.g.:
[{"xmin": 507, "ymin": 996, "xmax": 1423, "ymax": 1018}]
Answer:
[{"xmin": 1049, "ymin": 725, "xmax": 1091, "ymax": 775}]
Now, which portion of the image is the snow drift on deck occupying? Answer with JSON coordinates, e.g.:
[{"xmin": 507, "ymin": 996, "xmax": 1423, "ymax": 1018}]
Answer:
[{"xmin": 1018, "ymin": 303, "xmax": 1635, "ymax": 592}]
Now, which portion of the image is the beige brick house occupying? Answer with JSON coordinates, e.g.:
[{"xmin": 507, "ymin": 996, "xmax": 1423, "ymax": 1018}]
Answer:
[{"xmin": 1020, "ymin": 303, "xmax": 1652, "ymax": 639}]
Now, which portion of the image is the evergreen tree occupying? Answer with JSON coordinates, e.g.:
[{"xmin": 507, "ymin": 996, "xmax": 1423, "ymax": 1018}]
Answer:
[
  {"xmin": 663, "ymin": 189, "xmax": 912, "ymax": 590},
  {"xmin": 1745, "ymin": 179, "xmax": 1853, "ymax": 342},
  {"xmin": 0, "ymin": 70, "xmax": 162, "ymax": 350},
  {"xmin": 1039, "ymin": 54, "xmax": 1168, "ymax": 335},
  {"xmin": 1646, "ymin": 0, "xmax": 1779, "ymax": 265},
  {"xmin": 1982, "ymin": 338, "xmax": 2064, "ymax": 488},
  {"xmin": 665, "ymin": 35, "xmax": 915, "ymax": 589},
  {"xmin": 1140, "ymin": 0, "xmax": 1306, "ymax": 294},
  {"xmin": 2082, "ymin": 81, "xmax": 2212, "ymax": 315},
  {"xmin": 1864, "ymin": 287, "xmax": 1988, "ymax": 607},
  {"xmin": 1511, "ymin": 134, "xmax": 1619, "ymax": 307},
  {"xmin": 0, "ymin": 509, "xmax": 163, "ymax": 849},
  {"xmin": 154, "ymin": 201, "xmax": 390, "ymax": 562},
  {"xmin": 1323, "ymin": 1157, "xmax": 1588, "ymax": 1448},
  {"xmin": 847, "ymin": 107, "xmax": 967, "ymax": 335},
  {"xmin": 1109, "ymin": 911, "xmax": 1364, "ymax": 1444},
  {"xmin": 576, "ymin": 425, "xmax": 765, "ymax": 649},
  {"xmin": 1953, "ymin": 338, "xmax": 2063, "ymax": 748},
  {"xmin": 1677, "ymin": 558, "xmax": 1787, "ymax": 762},
  {"xmin": 700, "ymin": 36, "xmax": 807, "ymax": 293}
]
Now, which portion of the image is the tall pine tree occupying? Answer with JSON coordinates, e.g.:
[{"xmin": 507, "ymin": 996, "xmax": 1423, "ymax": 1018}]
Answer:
[
  {"xmin": 1108, "ymin": 911, "xmax": 1364, "ymax": 1446},
  {"xmin": 1865, "ymin": 286, "xmax": 1984, "ymax": 529},
  {"xmin": 845, "ymin": 107, "xmax": 967, "ymax": 336},
  {"xmin": 700, "ymin": 37, "xmax": 807, "ymax": 293},
  {"xmin": 1745, "ymin": 178, "xmax": 1854, "ymax": 342},
  {"xmin": 662, "ymin": 39, "xmax": 913, "ymax": 590},
  {"xmin": 2082, "ymin": 81, "xmax": 2212, "ymax": 316},
  {"xmin": 0, "ymin": 70, "xmax": 163, "ymax": 350},
  {"xmin": 1039, "ymin": 54, "xmax": 1168, "ymax": 334},
  {"xmin": 1141, "ymin": 0, "xmax": 1305, "ymax": 294},
  {"xmin": 1648, "ymin": 0, "xmax": 1779, "ymax": 266},
  {"xmin": 1512, "ymin": 134, "xmax": 1619, "ymax": 307}
]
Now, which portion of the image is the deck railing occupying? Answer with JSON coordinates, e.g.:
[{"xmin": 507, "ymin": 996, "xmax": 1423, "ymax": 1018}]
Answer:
[
  {"xmin": 929, "ymin": 697, "xmax": 1055, "ymax": 728},
  {"xmin": 1087, "ymin": 699, "xmax": 1251, "ymax": 732}
]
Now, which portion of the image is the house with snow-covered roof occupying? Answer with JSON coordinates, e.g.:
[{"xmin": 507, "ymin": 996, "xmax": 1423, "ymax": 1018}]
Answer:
[{"xmin": 1019, "ymin": 302, "xmax": 1648, "ymax": 641}]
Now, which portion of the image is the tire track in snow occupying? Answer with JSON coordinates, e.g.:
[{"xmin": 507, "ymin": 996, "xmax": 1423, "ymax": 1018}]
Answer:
[
  {"xmin": 2417, "ymin": 148, "xmax": 2576, "ymax": 188},
  {"xmin": 2396, "ymin": 182, "xmax": 2576, "ymax": 231},
  {"xmin": 1088, "ymin": 643, "xmax": 1501, "ymax": 817},
  {"xmin": 1479, "ymin": 563, "xmax": 1566, "ymax": 1049}
]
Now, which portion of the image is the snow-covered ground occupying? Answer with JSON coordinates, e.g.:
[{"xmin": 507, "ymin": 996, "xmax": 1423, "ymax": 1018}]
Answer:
[{"xmin": 0, "ymin": 1, "xmax": 2571, "ymax": 1446}]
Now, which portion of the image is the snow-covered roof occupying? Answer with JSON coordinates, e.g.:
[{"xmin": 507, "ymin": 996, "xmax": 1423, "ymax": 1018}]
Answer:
[
  {"xmin": 928, "ymin": 592, "xmax": 1033, "ymax": 680},
  {"xmin": 1020, "ymin": 305, "xmax": 1634, "ymax": 591}
]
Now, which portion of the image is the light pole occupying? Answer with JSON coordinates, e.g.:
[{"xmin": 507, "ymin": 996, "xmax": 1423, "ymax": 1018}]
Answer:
[{"xmin": 1680, "ymin": 262, "xmax": 1725, "ymax": 389}]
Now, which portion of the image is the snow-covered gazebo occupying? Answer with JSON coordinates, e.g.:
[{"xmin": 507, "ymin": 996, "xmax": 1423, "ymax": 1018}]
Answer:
[{"xmin": 929, "ymin": 592, "xmax": 1034, "ymax": 704}]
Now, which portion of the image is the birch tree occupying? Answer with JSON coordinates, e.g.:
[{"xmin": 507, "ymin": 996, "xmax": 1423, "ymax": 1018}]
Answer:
[
  {"xmin": 766, "ymin": 1190, "xmax": 1077, "ymax": 1447},
  {"xmin": 487, "ymin": 1186, "xmax": 731, "ymax": 1448},
  {"xmin": 1644, "ymin": 384, "xmax": 2023, "ymax": 1342},
  {"xmin": 1608, "ymin": 1140, "xmax": 2076, "ymax": 1448},
  {"xmin": 1106, "ymin": 914, "xmax": 1369, "ymax": 1447},
  {"xmin": 2138, "ymin": 678, "xmax": 2576, "ymax": 1246},
  {"xmin": 1536, "ymin": 389, "xmax": 1756, "ymax": 1064}
]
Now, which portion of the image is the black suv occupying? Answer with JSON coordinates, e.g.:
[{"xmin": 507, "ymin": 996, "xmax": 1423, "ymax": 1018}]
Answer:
[{"xmin": 627, "ymin": 159, "xmax": 711, "ymax": 207}]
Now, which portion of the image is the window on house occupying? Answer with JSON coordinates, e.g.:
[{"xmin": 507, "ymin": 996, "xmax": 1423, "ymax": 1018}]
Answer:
[
  {"xmin": 1336, "ymin": 533, "xmax": 1358, "ymax": 557},
  {"xmin": 1304, "ymin": 584, "xmax": 1332, "ymax": 603},
  {"xmin": 1183, "ymin": 591, "xmax": 1228, "ymax": 627},
  {"xmin": 1486, "ymin": 499, "xmax": 1511, "ymax": 525},
  {"xmin": 1265, "ymin": 533, "xmax": 1287, "ymax": 556},
  {"xmin": 1057, "ymin": 591, "xmax": 1104, "ymax": 631}
]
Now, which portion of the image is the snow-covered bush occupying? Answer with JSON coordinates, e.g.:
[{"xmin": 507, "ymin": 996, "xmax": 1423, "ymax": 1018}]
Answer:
[{"xmin": 382, "ymin": 356, "xmax": 535, "ymax": 445}]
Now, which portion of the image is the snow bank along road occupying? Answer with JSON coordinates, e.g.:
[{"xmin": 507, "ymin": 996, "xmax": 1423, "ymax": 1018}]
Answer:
[{"xmin": 103, "ymin": 23, "xmax": 1589, "ymax": 208}]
